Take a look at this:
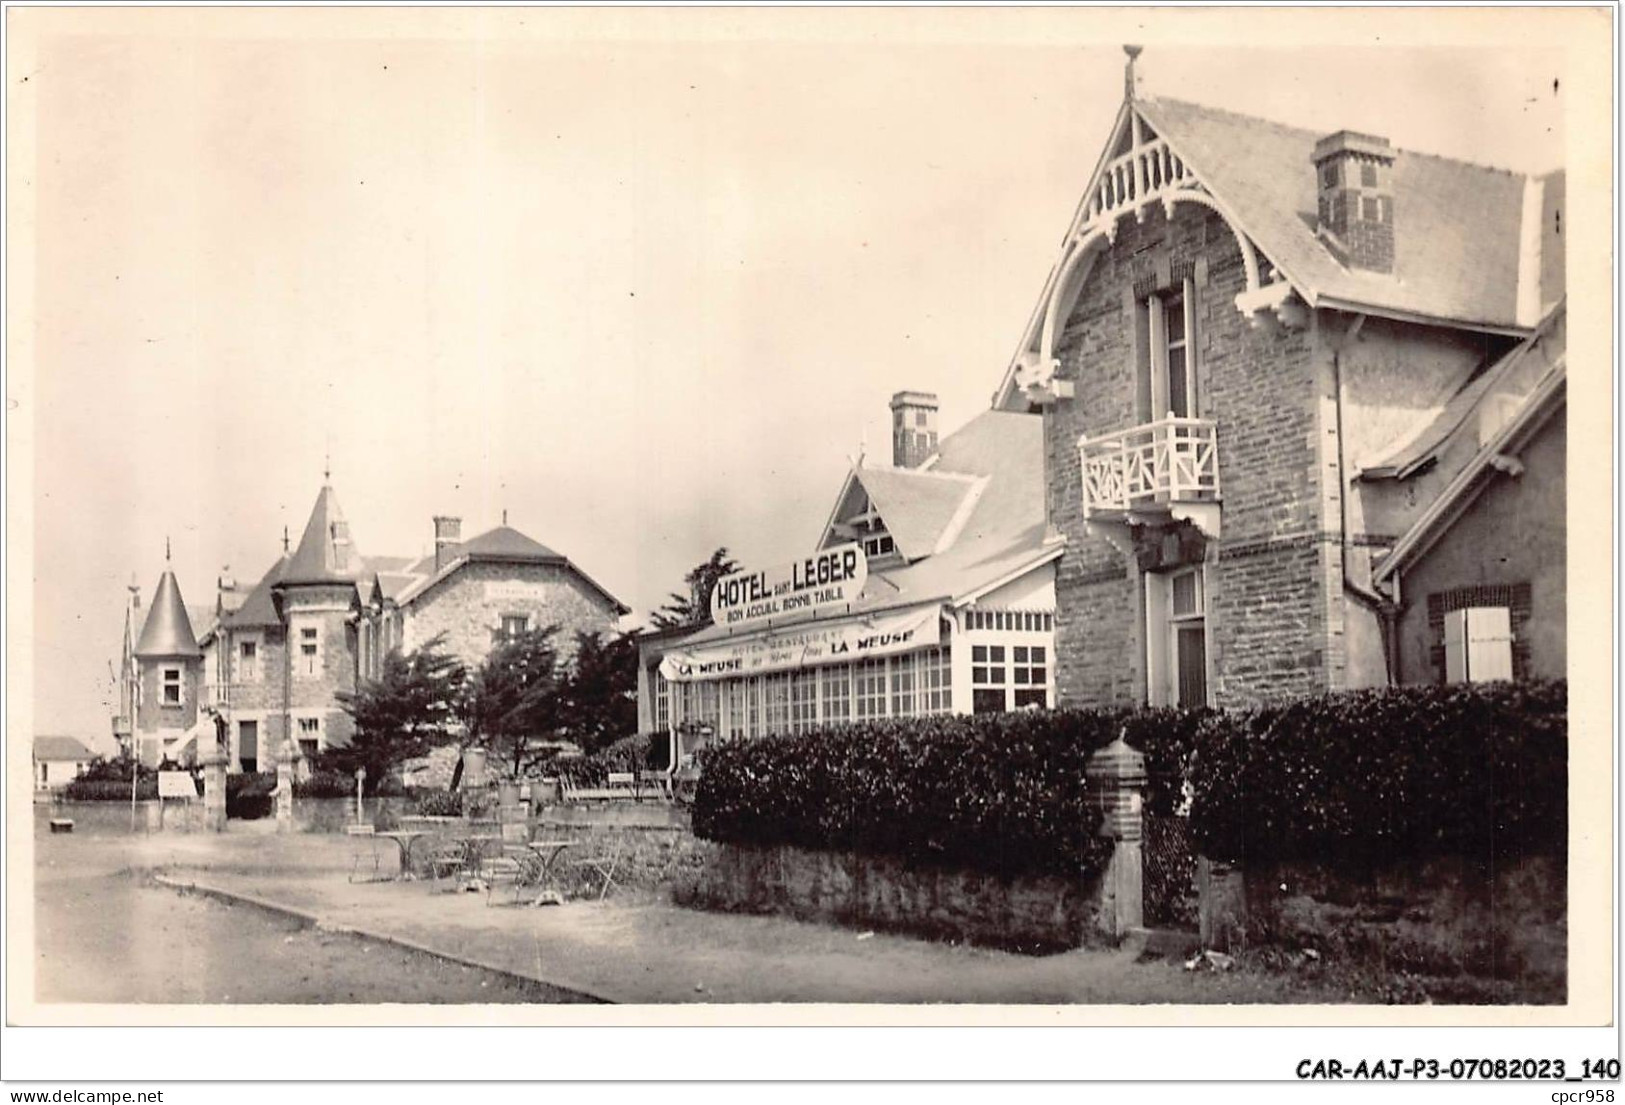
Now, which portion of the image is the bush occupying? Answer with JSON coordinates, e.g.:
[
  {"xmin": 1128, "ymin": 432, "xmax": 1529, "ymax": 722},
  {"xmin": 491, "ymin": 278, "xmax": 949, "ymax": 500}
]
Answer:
[
  {"xmin": 293, "ymin": 770, "xmax": 360, "ymax": 800},
  {"xmin": 692, "ymin": 710, "xmax": 1126, "ymax": 880},
  {"xmin": 557, "ymin": 732, "xmax": 669, "ymax": 786},
  {"xmin": 226, "ymin": 772, "xmax": 278, "ymax": 820},
  {"xmin": 64, "ymin": 777, "xmax": 158, "ymax": 801},
  {"xmin": 411, "ymin": 789, "xmax": 463, "ymax": 817},
  {"xmin": 1189, "ymin": 680, "xmax": 1567, "ymax": 865}
]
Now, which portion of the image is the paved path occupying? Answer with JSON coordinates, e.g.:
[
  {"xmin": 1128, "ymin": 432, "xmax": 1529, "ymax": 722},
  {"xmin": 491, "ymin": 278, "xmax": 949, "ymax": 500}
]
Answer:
[{"xmin": 42, "ymin": 828, "xmax": 1336, "ymax": 1005}]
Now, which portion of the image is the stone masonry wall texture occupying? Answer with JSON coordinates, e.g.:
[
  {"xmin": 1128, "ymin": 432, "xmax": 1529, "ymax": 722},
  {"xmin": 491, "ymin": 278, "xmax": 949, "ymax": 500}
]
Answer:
[
  {"xmin": 404, "ymin": 561, "xmax": 622, "ymax": 672},
  {"xmin": 1046, "ymin": 204, "xmax": 1328, "ymax": 709}
]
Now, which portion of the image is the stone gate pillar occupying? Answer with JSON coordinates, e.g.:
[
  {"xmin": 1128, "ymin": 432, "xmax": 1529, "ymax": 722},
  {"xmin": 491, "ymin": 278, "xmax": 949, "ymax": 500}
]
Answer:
[
  {"xmin": 275, "ymin": 737, "xmax": 296, "ymax": 831},
  {"xmin": 1086, "ymin": 736, "xmax": 1147, "ymax": 940},
  {"xmin": 200, "ymin": 742, "xmax": 228, "ymax": 832}
]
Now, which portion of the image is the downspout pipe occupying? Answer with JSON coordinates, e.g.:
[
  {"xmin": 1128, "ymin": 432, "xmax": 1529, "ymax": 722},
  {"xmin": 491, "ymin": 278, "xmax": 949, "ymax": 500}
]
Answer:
[{"xmin": 1330, "ymin": 313, "xmax": 1402, "ymax": 684}]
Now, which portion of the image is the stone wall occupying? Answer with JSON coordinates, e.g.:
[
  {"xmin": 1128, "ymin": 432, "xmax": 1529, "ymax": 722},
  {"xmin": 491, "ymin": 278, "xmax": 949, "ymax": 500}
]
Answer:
[
  {"xmin": 402, "ymin": 561, "xmax": 622, "ymax": 673},
  {"xmin": 683, "ymin": 842, "xmax": 1110, "ymax": 952},
  {"xmin": 1225, "ymin": 855, "xmax": 1565, "ymax": 1000},
  {"xmin": 1046, "ymin": 202, "xmax": 1330, "ymax": 709}
]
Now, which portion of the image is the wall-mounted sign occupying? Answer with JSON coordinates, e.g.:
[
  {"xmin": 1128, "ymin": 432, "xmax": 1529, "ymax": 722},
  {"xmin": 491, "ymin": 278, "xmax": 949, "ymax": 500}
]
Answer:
[
  {"xmin": 661, "ymin": 603, "xmax": 936, "ymax": 682},
  {"xmin": 710, "ymin": 543, "xmax": 867, "ymax": 630},
  {"xmin": 485, "ymin": 581, "xmax": 550, "ymax": 603}
]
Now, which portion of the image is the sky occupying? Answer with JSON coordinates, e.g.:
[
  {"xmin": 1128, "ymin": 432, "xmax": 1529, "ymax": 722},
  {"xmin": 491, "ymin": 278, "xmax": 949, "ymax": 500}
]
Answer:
[{"xmin": 14, "ymin": 8, "xmax": 1576, "ymax": 748}]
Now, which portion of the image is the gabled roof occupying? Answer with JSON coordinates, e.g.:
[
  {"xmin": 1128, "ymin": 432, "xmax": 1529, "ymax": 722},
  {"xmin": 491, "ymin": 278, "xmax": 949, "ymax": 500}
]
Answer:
[
  {"xmin": 684, "ymin": 409, "xmax": 1053, "ymax": 648},
  {"xmin": 35, "ymin": 735, "xmax": 96, "ymax": 761},
  {"xmin": 831, "ymin": 467, "xmax": 982, "ymax": 561},
  {"xmin": 135, "ymin": 568, "xmax": 201, "ymax": 658},
  {"xmin": 1376, "ymin": 316, "xmax": 1566, "ymax": 582},
  {"xmin": 389, "ymin": 524, "xmax": 629, "ymax": 615},
  {"xmin": 280, "ymin": 484, "xmax": 365, "ymax": 587},
  {"xmin": 454, "ymin": 525, "xmax": 564, "ymax": 563},
  {"xmin": 994, "ymin": 88, "xmax": 1560, "ymax": 410},
  {"xmin": 1360, "ymin": 300, "xmax": 1566, "ymax": 480},
  {"xmin": 1136, "ymin": 97, "xmax": 1536, "ymax": 330}
]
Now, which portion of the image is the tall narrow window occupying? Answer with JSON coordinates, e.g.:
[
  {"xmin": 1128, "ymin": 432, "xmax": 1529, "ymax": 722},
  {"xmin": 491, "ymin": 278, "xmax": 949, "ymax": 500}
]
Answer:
[
  {"xmin": 821, "ymin": 664, "xmax": 852, "ymax": 724},
  {"xmin": 654, "ymin": 673, "xmax": 670, "ymax": 731},
  {"xmin": 162, "ymin": 667, "xmax": 182, "ymax": 706},
  {"xmin": 300, "ymin": 627, "xmax": 319, "ymax": 676},
  {"xmin": 889, "ymin": 654, "xmax": 917, "ymax": 718},
  {"xmin": 725, "ymin": 679, "xmax": 747, "ymax": 739},
  {"xmin": 762, "ymin": 673, "xmax": 791, "ymax": 735},
  {"xmin": 919, "ymin": 647, "xmax": 952, "ymax": 714},
  {"xmin": 1146, "ymin": 566, "xmax": 1209, "ymax": 707},
  {"xmin": 854, "ymin": 659, "xmax": 888, "ymax": 720},
  {"xmin": 238, "ymin": 639, "xmax": 258, "ymax": 683},
  {"xmin": 790, "ymin": 671, "xmax": 818, "ymax": 733},
  {"xmin": 1142, "ymin": 280, "xmax": 1199, "ymax": 421},
  {"xmin": 297, "ymin": 716, "xmax": 321, "ymax": 761}
]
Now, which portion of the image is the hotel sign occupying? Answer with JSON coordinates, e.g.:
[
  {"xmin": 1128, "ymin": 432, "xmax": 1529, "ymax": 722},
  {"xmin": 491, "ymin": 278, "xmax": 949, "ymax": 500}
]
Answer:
[
  {"xmin": 661, "ymin": 604, "xmax": 938, "ymax": 682},
  {"xmin": 709, "ymin": 543, "xmax": 867, "ymax": 630}
]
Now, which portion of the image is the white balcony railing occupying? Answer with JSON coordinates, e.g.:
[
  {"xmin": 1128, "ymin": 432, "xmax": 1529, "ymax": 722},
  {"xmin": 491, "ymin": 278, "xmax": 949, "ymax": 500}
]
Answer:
[
  {"xmin": 203, "ymin": 683, "xmax": 228, "ymax": 709},
  {"xmin": 1087, "ymin": 137, "xmax": 1193, "ymax": 228},
  {"xmin": 1079, "ymin": 417, "xmax": 1220, "ymax": 516}
]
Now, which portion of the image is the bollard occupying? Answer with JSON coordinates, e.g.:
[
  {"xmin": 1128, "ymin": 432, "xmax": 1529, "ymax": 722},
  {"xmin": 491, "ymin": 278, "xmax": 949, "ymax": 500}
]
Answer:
[{"xmin": 1085, "ymin": 735, "xmax": 1147, "ymax": 940}]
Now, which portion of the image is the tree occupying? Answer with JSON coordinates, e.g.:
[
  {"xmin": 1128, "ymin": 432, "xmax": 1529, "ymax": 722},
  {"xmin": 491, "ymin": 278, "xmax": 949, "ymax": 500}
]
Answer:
[
  {"xmin": 651, "ymin": 547, "xmax": 740, "ymax": 629},
  {"xmin": 331, "ymin": 634, "xmax": 466, "ymax": 792},
  {"xmin": 464, "ymin": 625, "xmax": 565, "ymax": 778},
  {"xmin": 556, "ymin": 630, "xmax": 639, "ymax": 756}
]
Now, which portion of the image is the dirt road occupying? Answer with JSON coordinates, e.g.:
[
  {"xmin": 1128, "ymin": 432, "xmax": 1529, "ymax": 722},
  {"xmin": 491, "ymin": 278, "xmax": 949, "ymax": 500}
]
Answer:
[{"xmin": 33, "ymin": 836, "xmax": 595, "ymax": 1004}]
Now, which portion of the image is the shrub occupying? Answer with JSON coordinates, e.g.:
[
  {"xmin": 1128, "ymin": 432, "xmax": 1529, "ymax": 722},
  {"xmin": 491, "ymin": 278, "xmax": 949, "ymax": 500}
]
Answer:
[
  {"xmin": 226, "ymin": 772, "xmax": 278, "ymax": 820},
  {"xmin": 692, "ymin": 709, "xmax": 1126, "ymax": 880},
  {"xmin": 556, "ymin": 732, "xmax": 670, "ymax": 786},
  {"xmin": 1189, "ymin": 680, "xmax": 1567, "ymax": 866},
  {"xmin": 293, "ymin": 770, "xmax": 360, "ymax": 800},
  {"xmin": 411, "ymin": 789, "xmax": 463, "ymax": 818},
  {"xmin": 64, "ymin": 777, "xmax": 158, "ymax": 801}
]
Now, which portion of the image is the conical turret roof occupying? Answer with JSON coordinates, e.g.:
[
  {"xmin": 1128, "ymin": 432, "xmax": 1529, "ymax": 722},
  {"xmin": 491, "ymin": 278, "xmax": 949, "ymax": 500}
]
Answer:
[
  {"xmin": 134, "ymin": 568, "xmax": 201, "ymax": 658},
  {"xmin": 280, "ymin": 483, "xmax": 365, "ymax": 586}
]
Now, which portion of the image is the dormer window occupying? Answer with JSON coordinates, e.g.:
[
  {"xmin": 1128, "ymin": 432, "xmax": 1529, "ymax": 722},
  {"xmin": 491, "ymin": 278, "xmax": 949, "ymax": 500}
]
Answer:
[{"xmin": 863, "ymin": 534, "xmax": 895, "ymax": 558}]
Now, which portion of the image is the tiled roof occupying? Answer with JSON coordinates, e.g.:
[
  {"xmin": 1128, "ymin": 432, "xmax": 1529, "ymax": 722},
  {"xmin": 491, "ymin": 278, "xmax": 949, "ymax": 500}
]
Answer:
[
  {"xmin": 850, "ymin": 467, "xmax": 981, "ymax": 561},
  {"xmin": 281, "ymin": 484, "xmax": 366, "ymax": 586},
  {"xmin": 134, "ymin": 569, "xmax": 202, "ymax": 658},
  {"xmin": 454, "ymin": 525, "xmax": 564, "ymax": 562},
  {"xmin": 35, "ymin": 735, "xmax": 96, "ymax": 761},
  {"xmin": 225, "ymin": 555, "xmax": 289, "ymax": 629},
  {"xmin": 1137, "ymin": 97, "xmax": 1538, "ymax": 329}
]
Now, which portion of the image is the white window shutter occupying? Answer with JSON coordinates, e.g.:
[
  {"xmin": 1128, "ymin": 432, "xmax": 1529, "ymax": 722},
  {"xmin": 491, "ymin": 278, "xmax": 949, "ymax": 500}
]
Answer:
[
  {"xmin": 1466, "ymin": 607, "xmax": 1514, "ymax": 682},
  {"xmin": 1148, "ymin": 293, "xmax": 1168, "ymax": 418},
  {"xmin": 1443, "ymin": 609, "xmax": 1468, "ymax": 683},
  {"xmin": 1144, "ymin": 573, "xmax": 1170, "ymax": 706}
]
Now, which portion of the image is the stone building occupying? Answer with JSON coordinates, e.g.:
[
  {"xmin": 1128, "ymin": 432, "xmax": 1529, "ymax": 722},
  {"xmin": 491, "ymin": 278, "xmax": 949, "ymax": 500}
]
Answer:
[
  {"xmin": 638, "ymin": 390, "xmax": 1061, "ymax": 750},
  {"xmin": 122, "ymin": 478, "xmax": 628, "ymax": 772},
  {"xmin": 996, "ymin": 54, "xmax": 1566, "ymax": 708}
]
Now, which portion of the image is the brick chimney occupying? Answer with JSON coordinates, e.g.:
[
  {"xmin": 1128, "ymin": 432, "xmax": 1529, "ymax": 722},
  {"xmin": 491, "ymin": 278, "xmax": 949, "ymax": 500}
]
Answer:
[
  {"xmin": 1312, "ymin": 130, "xmax": 1395, "ymax": 274},
  {"xmin": 889, "ymin": 391, "xmax": 939, "ymax": 469},
  {"xmin": 433, "ymin": 516, "xmax": 462, "ymax": 572}
]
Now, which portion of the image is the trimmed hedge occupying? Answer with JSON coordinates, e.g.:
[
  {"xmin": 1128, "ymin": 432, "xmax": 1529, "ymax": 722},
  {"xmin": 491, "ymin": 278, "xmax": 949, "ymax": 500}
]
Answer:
[
  {"xmin": 689, "ymin": 681, "xmax": 1565, "ymax": 879},
  {"xmin": 1191, "ymin": 680, "xmax": 1567, "ymax": 865},
  {"xmin": 693, "ymin": 710, "xmax": 1141, "ymax": 879},
  {"xmin": 293, "ymin": 770, "xmax": 360, "ymax": 800},
  {"xmin": 557, "ymin": 732, "xmax": 671, "ymax": 787},
  {"xmin": 63, "ymin": 777, "xmax": 158, "ymax": 801}
]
